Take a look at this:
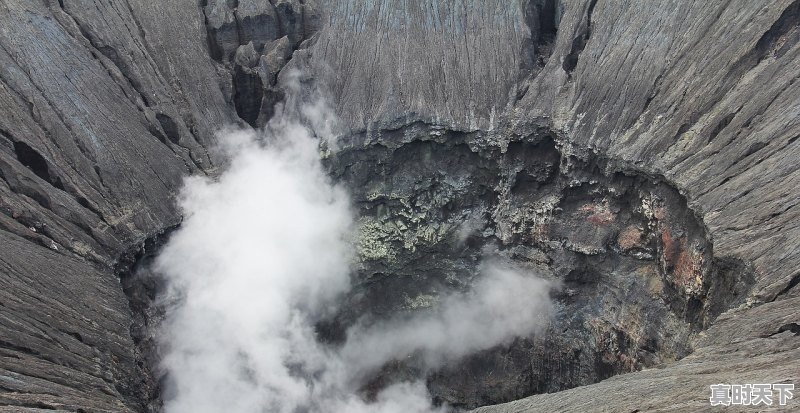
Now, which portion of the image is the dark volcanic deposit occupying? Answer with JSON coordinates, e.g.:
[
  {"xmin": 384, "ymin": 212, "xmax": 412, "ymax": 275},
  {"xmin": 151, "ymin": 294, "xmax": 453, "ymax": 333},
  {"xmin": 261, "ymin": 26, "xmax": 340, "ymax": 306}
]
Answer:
[{"xmin": 0, "ymin": 1, "xmax": 798, "ymax": 412}]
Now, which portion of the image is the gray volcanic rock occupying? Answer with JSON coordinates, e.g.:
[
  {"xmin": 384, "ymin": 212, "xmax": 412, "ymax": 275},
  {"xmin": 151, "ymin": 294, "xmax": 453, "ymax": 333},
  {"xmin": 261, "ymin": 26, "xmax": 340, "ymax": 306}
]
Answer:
[
  {"xmin": 204, "ymin": 0, "xmax": 321, "ymax": 127},
  {"xmin": 0, "ymin": 0, "xmax": 233, "ymax": 410},
  {"xmin": 322, "ymin": 123, "xmax": 755, "ymax": 409},
  {"xmin": 0, "ymin": 0, "xmax": 798, "ymax": 412},
  {"xmin": 296, "ymin": 0, "xmax": 800, "ymax": 409},
  {"xmin": 0, "ymin": 0, "xmax": 315, "ymax": 410},
  {"xmin": 465, "ymin": 2, "xmax": 800, "ymax": 408},
  {"xmin": 0, "ymin": 230, "xmax": 138, "ymax": 412},
  {"xmin": 299, "ymin": 0, "xmax": 535, "ymax": 132}
]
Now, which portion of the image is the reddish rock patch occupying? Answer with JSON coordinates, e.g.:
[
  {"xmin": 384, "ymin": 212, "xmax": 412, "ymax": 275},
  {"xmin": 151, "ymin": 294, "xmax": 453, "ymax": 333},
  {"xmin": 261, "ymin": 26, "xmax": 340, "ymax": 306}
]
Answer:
[
  {"xmin": 617, "ymin": 226, "xmax": 644, "ymax": 251},
  {"xmin": 580, "ymin": 201, "xmax": 615, "ymax": 225}
]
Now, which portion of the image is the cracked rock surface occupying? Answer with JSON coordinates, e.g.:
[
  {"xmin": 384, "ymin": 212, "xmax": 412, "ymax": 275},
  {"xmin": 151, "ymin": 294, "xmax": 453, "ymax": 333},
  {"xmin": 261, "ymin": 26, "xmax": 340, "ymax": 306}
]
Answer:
[{"xmin": 0, "ymin": 0, "xmax": 798, "ymax": 412}]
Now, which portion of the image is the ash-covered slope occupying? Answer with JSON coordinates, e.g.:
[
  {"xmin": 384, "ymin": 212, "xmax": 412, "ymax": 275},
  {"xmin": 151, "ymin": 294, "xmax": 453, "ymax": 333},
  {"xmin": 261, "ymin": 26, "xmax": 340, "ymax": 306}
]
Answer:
[
  {"xmin": 0, "ymin": 0, "xmax": 315, "ymax": 410},
  {"xmin": 0, "ymin": 0, "xmax": 798, "ymax": 412},
  {"xmin": 0, "ymin": 1, "xmax": 230, "ymax": 411}
]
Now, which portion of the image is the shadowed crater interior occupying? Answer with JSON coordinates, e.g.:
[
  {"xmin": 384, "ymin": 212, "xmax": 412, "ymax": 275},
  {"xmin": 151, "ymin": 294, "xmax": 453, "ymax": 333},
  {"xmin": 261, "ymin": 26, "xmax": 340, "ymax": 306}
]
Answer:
[
  {"xmin": 320, "ymin": 124, "xmax": 755, "ymax": 409},
  {"xmin": 120, "ymin": 125, "xmax": 756, "ymax": 411}
]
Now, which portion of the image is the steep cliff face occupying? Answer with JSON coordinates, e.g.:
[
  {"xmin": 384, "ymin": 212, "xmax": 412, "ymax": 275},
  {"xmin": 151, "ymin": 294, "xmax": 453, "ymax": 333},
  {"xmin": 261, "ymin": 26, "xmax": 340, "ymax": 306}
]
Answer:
[
  {"xmin": 0, "ymin": 1, "xmax": 223, "ymax": 410},
  {"xmin": 298, "ymin": 0, "xmax": 800, "ymax": 409},
  {"xmin": 0, "ymin": 0, "xmax": 797, "ymax": 412},
  {"xmin": 0, "ymin": 0, "xmax": 312, "ymax": 410}
]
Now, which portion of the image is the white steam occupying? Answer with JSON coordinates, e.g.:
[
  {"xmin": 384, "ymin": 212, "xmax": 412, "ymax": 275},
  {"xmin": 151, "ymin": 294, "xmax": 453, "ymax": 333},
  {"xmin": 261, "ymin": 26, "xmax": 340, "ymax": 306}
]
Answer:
[
  {"xmin": 336, "ymin": 263, "xmax": 554, "ymax": 385},
  {"xmin": 155, "ymin": 122, "xmax": 353, "ymax": 413},
  {"xmin": 155, "ymin": 97, "xmax": 555, "ymax": 413}
]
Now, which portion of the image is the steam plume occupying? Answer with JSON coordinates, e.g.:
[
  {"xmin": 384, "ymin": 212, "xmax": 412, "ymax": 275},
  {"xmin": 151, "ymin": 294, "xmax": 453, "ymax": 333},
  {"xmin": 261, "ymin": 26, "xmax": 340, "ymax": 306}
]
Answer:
[{"xmin": 155, "ymin": 91, "xmax": 554, "ymax": 413}]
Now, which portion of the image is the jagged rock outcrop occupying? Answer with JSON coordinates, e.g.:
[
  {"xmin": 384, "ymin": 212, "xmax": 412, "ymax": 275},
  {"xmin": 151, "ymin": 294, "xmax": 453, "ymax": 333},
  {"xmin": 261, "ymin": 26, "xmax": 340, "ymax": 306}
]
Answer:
[
  {"xmin": 204, "ymin": 0, "xmax": 320, "ymax": 127},
  {"xmin": 0, "ymin": 0, "xmax": 797, "ymax": 412}
]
